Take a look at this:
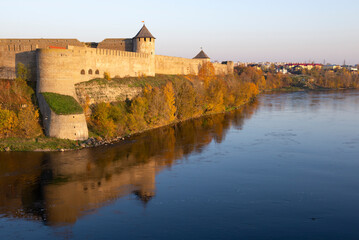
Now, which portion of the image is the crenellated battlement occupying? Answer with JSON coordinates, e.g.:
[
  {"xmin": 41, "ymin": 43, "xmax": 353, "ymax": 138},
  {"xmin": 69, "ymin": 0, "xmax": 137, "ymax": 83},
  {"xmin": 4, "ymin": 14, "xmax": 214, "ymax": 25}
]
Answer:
[
  {"xmin": 0, "ymin": 44, "xmax": 38, "ymax": 52},
  {"xmin": 69, "ymin": 46, "xmax": 150, "ymax": 58}
]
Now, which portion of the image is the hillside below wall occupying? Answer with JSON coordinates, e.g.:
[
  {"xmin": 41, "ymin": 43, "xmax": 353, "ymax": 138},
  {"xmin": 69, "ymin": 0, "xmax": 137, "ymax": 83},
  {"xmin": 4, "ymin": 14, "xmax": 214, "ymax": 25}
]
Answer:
[{"xmin": 75, "ymin": 81, "xmax": 142, "ymax": 105}]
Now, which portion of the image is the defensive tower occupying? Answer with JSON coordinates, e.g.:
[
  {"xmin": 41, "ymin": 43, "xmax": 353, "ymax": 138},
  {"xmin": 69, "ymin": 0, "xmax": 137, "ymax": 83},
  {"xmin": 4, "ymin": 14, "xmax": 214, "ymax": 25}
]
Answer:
[
  {"xmin": 193, "ymin": 50, "xmax": 210, "ymax": 60},
  {"xmin": 132, "ymin": 25, "xmax": 155, "ymax": 55}
]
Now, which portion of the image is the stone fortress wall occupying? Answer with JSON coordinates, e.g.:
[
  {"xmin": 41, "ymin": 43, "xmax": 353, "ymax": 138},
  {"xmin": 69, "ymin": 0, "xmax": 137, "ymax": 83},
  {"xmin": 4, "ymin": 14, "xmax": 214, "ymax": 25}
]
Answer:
[
  {"xmin": 36, "ymin": 46, "xmax": 155, "ymax": 94},
  {"xmin": 0, "ymin": 25, "xmax": 234, "ymax": 140},
  {"xmin": 155, "ymin": 55, "xmax": 233, "ymax": 75},
  {"xmin": 0, "ymin": 39, "xmax": 83, "ymax": 79}
]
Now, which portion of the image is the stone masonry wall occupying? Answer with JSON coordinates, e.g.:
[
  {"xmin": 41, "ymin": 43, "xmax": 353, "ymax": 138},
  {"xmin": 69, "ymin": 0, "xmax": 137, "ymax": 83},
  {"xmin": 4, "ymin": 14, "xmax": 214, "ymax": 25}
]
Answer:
[
  {"xmin": 69, "ymin": 46, "xmax": 155, "ymax": 84},
  {"xmin": 155, "ymin": 55, "xmax": 209, "ymax": 75},
  {"xmin": 155, "ymin": 55, "xmax": 233, "ymax": 75},
  {"xmin": 37, "ymin": 93, "xmax": 88, "ymax": 141},
  {"xmin": 0, "ymin": 39, "xmax": 83, "ymax": 79},
  {"xmin": 35, "ymin": 46, "xmax": 155, "ymax": 95}
]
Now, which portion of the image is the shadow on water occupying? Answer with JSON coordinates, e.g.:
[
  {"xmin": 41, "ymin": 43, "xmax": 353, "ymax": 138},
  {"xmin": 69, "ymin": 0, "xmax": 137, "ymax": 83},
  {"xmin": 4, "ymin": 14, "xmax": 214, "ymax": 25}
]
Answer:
[{"xmin": 0, "ymin": 100, "xmax": 259, "ymax": 226}]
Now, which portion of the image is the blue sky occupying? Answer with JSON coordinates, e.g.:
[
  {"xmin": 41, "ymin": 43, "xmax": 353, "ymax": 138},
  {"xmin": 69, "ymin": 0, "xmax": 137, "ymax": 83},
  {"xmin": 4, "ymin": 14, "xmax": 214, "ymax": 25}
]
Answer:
[{"xmin": 1, "ymin": 0, "xmax": 358, "ymax": 64}]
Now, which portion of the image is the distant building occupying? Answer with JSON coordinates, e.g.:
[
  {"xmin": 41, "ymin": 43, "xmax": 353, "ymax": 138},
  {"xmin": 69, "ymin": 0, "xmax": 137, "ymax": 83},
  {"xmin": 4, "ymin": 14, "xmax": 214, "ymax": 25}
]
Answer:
[{"xmin": 285, "ymin": 63, "xmax": 322, "ymax": 70}]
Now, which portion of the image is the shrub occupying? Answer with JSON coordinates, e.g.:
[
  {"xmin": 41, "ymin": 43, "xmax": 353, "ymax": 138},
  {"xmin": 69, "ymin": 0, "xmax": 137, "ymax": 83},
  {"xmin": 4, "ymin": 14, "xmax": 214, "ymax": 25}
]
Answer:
[
  {"xmin": 104, "ymin": 72, "xmax": 111, "ymax": 81},
  {"xmin": 0, "ymin": 107, "xmax": 19, "ymax": 138}
]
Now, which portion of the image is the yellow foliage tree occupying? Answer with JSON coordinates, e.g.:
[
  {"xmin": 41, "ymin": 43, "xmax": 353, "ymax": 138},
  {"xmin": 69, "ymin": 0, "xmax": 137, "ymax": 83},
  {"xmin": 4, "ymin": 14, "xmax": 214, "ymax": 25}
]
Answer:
[
  {"xmin": 205, "ymin": 78, "xmax": 226, "ymax": 113},
  {"xmin": 17, "ymin": 105, "xmax": 42, "ymax": 138},
  {"xmin": 90, "ymin": 103, "xmax": 116, "ymax": 139},
  {"xmin": 0, "ymin": 107, "xmax": 19, "ymax": 138},
  {"xmin": 174, "ymin": 80, "xmax": 198, "ymax": 119},
  {"xmin": 128, "ymin": 96, "xmax": 148, "ymax": 131},
  {"xmin": 163, "ymin": 82, "xmax": 177, "ymax": 122},
  {"xmin": 198, "ymin": 62, "xmax": 216, "ymax": 86}
]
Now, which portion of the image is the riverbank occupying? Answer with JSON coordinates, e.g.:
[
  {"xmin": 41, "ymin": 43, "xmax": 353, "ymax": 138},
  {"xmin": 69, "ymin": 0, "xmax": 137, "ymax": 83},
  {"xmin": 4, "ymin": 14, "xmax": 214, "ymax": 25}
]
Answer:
[
  {"xmin": 0, "ymin": 99, "xmax": 253, "ymax": 152},
  {"xmin": 0, "ymin": 87, "xmax": 340, "ymax": 152},
  {"xmin": 2, "ymin": 87, "xmax": 359, "ymax": 152},
  {"xmin": 1, "ymin": 65, "xmax": 358, "ymax": 152},
  {"xmin": 0, "ymin": 137, "xmax": 82, "ymax": 152}
]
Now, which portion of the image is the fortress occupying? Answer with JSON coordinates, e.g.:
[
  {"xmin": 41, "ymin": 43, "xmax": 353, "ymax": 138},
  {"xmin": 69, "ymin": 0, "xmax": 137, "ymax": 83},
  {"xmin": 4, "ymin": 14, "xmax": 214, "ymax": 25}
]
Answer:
[{"xmin": 0, "ymin": 25, "xmax": 234, "ymax": 140}]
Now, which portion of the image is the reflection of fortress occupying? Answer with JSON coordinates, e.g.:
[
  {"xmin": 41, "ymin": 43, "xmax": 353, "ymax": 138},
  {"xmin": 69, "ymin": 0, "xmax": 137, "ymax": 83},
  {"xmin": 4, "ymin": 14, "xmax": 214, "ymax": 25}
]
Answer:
[
  {"xmin": 0, "ymin": 105, "xmax": 257, "ymax": 226},
  {"xmin": 42, "ymin": 151, "xmax": 159, "ymax": 224},
  {"xmin": 0, "ymin": 25, "xmax": 234, "ymax": 141}
]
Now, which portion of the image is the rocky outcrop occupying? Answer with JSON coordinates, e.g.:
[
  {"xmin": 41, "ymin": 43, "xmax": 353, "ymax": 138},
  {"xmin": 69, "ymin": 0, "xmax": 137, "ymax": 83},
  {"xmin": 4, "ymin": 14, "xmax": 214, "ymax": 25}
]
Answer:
[{"xmin": 75, "ymin": 81, "xmax": 142, "ymax": 105}]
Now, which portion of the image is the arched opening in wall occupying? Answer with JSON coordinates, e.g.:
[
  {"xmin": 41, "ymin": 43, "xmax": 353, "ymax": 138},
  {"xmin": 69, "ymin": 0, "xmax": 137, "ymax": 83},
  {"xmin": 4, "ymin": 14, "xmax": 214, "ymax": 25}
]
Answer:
[
  {"xmin": 88, "ymin": 69, "xmax": 93, "ymax": 75},
  {"xmin": 81, "ymin": 69, "xmax": 85, "ymax": 75},
  {"xmin": 95, "ymin": 70, "xmax": 99, "ymax": 75},
  {"xmin": 150, "ymin": 38, "xmax": 152, "ymax": 42}
]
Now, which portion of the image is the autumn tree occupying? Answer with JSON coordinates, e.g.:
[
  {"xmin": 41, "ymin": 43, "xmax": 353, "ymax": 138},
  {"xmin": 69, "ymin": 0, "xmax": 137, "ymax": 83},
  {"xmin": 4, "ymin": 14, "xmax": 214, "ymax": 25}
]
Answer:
[
  {"xmin": 127, "ymin": 96, "xmax": 148, "ymax": 131},
  {"xmin": 198, "ymin": 62, "xmax": 216, "ymax": 86},
  {"xmin": 0, "ymin": 107, "xmax": 19, "ymax": 138},
  {"xmin": 90, "ymin": 103, "xmax": 117, "ymax": 139},
  {"xmin": 173, "ymin": 80, "xmax": 197, "ymax": 120},
  {"xmin": 163, "ymin": 82, "xmax": 177, "ymax": 122}
]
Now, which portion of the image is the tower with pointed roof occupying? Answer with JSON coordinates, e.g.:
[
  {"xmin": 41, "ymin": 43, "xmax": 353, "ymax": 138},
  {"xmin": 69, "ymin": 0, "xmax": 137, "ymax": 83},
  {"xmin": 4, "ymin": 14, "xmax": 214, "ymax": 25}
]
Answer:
[
  {"xmin": 193, "ymin": 50, "xmax": 210, "ymax": 60},
  {"xmin": 132, "ymin": 24, "xmax": 155, "ymax": 55}
]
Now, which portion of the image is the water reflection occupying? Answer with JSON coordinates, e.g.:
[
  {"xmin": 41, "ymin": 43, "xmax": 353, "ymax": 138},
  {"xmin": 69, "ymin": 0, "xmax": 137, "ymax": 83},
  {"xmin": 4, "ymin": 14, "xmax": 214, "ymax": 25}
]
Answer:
[
  {"xmin": 0, "ymin": 101, "xmax": 258, "ymax": 226},
  {"xmin": 260, "ymin": 90, "xmax": 359, "ymax": 114}
]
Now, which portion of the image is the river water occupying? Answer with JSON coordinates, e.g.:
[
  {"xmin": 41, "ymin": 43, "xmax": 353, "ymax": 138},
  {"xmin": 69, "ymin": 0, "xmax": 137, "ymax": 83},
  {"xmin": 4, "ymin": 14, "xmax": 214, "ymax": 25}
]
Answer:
[{"xmin": 0, "ymin": 90, "xmax": 359, "ymax": 239}]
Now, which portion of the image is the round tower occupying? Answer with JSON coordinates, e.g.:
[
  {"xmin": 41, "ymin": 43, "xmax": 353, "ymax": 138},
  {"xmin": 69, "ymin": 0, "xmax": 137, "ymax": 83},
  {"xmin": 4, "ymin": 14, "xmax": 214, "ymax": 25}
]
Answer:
[{"xmin": 132, "ymin": 25, "xmax": 155, "ymax": 55}]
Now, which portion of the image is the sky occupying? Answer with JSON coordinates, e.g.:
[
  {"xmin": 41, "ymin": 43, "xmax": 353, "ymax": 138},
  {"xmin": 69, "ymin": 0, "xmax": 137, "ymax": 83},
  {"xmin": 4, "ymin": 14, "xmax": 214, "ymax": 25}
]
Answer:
[{"xmin": 1, "ymin": 0, "xmax": 358, "ymax": 64}]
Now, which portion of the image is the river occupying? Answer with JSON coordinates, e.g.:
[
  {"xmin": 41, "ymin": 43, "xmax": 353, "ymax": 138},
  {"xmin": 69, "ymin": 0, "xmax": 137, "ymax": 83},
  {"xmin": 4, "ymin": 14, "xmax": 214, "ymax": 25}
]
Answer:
[{"xmin": 0, "ymin": 90, "xmax": 359, "ymax": 239}]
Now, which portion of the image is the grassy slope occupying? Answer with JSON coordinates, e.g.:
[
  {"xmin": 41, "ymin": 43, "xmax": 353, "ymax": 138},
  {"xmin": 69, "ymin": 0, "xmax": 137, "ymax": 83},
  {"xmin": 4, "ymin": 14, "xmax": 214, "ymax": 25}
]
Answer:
[
  {"xmin": 0, "ymin": 137, "xmax": 82, "ymax": 151},
  {"xmin": 42, "ymin": 92, "xmax": 83, "ymax": 115}
]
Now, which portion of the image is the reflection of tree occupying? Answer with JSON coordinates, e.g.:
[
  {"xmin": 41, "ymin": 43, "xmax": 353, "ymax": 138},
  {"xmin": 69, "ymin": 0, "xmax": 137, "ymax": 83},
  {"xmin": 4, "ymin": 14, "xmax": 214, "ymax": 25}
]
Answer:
[{"xmin": 0, "ymin": 101, "xmax": 258, "ymax": 226}]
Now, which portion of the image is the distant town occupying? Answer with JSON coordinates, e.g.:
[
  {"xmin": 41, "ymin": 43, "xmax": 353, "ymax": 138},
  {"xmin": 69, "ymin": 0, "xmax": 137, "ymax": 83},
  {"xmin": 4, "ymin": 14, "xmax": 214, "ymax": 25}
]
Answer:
[{"xmin": 229, "ymin": 62, "xmax": 359, "ymax": 74}]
